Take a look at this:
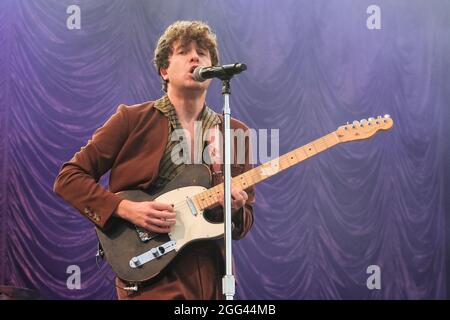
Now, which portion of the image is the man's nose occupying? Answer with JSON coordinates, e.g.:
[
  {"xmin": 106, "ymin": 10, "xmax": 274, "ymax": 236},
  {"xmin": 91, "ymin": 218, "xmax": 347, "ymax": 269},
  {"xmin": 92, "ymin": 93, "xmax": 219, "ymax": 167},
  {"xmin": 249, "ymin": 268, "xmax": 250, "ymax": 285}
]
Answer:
[{"xmin": 189, "ymin": 50, "xmax": 200, "ymax": 62}]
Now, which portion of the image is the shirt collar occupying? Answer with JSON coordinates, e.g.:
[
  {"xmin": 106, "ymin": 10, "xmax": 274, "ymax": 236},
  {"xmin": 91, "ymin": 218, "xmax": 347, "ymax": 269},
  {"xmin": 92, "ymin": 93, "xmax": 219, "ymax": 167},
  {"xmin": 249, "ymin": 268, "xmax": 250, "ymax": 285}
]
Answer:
[{"xmin": 154, "ymin": 95, "xmax": 221, "ymax": 130}]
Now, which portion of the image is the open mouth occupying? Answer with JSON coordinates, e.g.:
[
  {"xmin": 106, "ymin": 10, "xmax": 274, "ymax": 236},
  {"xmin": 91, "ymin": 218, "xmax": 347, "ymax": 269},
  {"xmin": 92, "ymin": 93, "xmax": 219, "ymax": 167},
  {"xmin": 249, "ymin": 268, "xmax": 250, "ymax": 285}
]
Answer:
[{"xmin": 189, "ymin": 65, "xmax": 198, "ymax": 74}]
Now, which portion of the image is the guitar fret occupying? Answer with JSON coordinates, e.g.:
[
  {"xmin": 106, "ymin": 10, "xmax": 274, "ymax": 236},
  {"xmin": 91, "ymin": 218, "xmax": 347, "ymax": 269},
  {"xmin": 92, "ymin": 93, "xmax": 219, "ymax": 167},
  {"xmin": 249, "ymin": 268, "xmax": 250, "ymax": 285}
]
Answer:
[
  {"xmin": 282, "ymin": 151, "xmax": 298, "ymax": 169},
  {"xmin": 248, "ymin": 169, "xmax": 261, "ymax": 186},
  {"xmin": 324, "ymin": 132, "xmax": 339, "ymax": 147},
  {"xmin": 193, "ymin": 197, "xmax": 201, "ymax": 210},
  {"xmin": 304, "ymin": 143, "xmax": 316, "ymax": 157},
  {"xmin": 292, "ymin": 149, "xmax": 304, "ymax": 164},
  {"xmin": 243, "ymin": 173, "xmax": 254, "ymax": 185},
  {"xmin": 196, "ymin": 193, "xmax": 209, "ymax": 209},
  {"xmin": 285, "ymin": 152, "xmax": 296, "ymax": 166},
  {"xmin": 237, "ymin": 175, "xmax": 247, "ymax": 189},
  {"xmin": 213, "ymin": 187, "xmax": 221, "ymax": 196},
  {"xmin": 206, "ymin": 192, "xmax": 215, "ymax": 206},
  {"xmin": 313, "ymin": 138, "xmax": 327, "ymax": 153},
  {"xmin": 285, "ymin": 155, "xmax": 292, "ymax": 166},
  {"xmin": 321, "ymin": 136, "xmax": 329, "ymax": 148}
]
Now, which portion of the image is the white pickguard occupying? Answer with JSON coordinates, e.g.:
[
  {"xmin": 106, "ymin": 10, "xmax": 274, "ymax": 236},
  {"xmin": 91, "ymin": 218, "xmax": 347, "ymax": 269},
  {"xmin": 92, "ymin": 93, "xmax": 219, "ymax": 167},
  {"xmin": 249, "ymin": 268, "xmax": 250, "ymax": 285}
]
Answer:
[{"xmin": 154, "ymin": 186, "xmax": 224, "ymax": 251}]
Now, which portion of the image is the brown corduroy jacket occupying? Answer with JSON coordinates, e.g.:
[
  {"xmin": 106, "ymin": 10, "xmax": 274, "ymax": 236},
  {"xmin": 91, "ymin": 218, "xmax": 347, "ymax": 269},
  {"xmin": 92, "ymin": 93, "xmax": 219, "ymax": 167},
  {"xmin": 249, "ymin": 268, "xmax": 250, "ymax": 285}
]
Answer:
[{"xmin": 53, "ymin": 100, "xmax": 255, "ymax": 299}]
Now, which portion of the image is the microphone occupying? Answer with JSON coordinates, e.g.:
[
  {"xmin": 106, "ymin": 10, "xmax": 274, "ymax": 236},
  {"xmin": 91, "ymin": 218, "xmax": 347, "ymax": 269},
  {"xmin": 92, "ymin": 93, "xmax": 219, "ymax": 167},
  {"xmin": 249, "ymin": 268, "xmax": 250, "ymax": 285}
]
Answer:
[{"xmin": 193, "ymin": 63, "xmax": 247, "ymax": 82}]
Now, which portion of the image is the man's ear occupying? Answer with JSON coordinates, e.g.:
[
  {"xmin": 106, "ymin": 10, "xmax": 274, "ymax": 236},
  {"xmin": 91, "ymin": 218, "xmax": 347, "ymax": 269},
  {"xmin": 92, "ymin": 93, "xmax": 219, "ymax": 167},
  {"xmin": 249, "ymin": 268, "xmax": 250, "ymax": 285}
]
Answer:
[{"xmin": 160, "ymin": 68, "xmax": 169, "ymax": 81}]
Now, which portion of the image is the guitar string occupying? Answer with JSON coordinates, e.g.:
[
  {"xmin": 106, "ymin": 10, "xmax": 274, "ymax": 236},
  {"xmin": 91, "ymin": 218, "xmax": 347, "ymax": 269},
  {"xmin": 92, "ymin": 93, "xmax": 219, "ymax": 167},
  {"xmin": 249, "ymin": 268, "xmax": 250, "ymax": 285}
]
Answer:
[
  {"xmin": 172, "ymin": 161, "xmax": 296, "ymax": 212},
  {"xmin": 149, "ymin": 129, "xmax": 364, "ymax": 213},
  {"xmin": 159, "ymin": 131, "xmax": 362, "ymax": 224},
  {"xmin": 159, "ymin": 139, "xmax": 334, "ymax": 212},
  {"xmin": 168, "ymin": 165, "xmax": 275, "ymax": 212}
]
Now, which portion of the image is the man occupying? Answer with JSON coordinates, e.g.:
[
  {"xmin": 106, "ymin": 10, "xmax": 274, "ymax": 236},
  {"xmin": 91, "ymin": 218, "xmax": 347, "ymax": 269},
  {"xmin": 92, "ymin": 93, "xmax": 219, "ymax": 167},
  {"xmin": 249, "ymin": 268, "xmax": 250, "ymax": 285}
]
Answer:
[{"xmin": 53, "ymin": 20, "xmax": 254, "ymax": 300}]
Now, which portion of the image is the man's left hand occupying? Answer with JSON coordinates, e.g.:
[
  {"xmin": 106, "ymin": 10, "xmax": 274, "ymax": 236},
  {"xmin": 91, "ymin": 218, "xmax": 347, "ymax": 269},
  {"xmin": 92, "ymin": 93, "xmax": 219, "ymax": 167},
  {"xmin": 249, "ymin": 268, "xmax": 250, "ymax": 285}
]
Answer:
[{"xmin": 218, "ymin": 186, "xmax": 248, "ymax": 215}]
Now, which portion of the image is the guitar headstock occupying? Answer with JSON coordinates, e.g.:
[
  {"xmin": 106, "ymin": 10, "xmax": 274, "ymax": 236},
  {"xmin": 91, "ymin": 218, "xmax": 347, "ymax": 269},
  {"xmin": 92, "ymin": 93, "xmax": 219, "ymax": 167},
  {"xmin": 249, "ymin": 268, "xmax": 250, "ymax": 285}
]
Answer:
[{"xmin": 336, "ymin": 115, "xmax": 394, "ymax": 142}]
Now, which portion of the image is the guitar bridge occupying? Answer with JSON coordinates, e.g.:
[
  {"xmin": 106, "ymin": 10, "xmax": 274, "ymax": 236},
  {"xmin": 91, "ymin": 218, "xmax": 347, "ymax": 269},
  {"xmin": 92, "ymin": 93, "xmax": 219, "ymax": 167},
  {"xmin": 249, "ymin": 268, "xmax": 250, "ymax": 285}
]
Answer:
[{"xmin": 129, "ymin": 240, "xmax": 177, "ymax": 268}]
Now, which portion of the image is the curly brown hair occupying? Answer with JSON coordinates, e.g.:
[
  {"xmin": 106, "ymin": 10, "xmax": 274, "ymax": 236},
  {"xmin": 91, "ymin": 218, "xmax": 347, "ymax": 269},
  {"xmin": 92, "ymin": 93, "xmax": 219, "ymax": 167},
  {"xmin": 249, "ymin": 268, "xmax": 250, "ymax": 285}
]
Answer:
[{"xmin": 153, "ymin": 20, "xmax": 219, "ymax": 92}]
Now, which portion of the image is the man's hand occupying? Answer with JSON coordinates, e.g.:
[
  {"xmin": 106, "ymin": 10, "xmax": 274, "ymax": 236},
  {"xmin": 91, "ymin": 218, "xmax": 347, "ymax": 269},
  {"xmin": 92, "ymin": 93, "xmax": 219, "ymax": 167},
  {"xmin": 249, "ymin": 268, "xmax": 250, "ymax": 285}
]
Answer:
[
  {"xmin": 115, "ymin": 200, "xmax": 176, "ymax": 233},
  {"xmin": 218, "ymin": 186, "xmax": 248, "ymax": 215}
]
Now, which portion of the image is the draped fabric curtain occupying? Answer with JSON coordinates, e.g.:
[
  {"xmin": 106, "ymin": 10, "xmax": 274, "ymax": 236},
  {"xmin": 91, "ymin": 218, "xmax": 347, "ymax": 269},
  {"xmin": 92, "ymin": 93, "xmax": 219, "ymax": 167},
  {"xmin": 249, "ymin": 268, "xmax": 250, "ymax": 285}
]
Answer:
[{"xmin": 0, "ymin": 0, "xmax": 449, "ymax": 299}]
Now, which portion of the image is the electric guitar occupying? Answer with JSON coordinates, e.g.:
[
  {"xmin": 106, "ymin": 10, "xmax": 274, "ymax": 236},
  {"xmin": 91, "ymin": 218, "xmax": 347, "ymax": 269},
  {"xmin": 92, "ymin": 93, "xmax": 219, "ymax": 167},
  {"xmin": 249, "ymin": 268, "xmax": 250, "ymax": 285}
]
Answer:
[{"xmin": 96, "ymin": 115, "xmax": 394, "ymax": 283}]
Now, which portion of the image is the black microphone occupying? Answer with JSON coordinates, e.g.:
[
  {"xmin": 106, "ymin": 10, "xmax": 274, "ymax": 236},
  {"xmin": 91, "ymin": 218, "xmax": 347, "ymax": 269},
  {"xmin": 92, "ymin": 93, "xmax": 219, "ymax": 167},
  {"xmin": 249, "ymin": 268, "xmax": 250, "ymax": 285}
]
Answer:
[{"xmin": 193, "ymin": 63, "xmax": 247, "ymax": 82}]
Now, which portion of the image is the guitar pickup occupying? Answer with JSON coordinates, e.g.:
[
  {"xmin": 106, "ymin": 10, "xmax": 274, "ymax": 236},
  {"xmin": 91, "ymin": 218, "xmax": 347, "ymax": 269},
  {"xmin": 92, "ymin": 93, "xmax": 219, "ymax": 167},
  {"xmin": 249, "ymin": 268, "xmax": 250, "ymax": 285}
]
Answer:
[
  {"xmin": 186, "ymin": 197, "xmax": 198, "ymax": 216},
  {"xmin": 129, "ymin": 241, "xmax": 176, "ymax": 268}
]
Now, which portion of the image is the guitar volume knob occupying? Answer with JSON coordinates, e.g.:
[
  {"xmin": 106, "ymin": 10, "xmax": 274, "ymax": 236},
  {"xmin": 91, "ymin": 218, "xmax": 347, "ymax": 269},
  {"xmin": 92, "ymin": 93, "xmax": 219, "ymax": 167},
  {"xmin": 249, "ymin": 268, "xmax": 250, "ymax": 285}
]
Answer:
[
  {"xmin": 131, "ymin": 257, "xmax": 141, "ymax": 267},
  {"xmin": 150, "ymin": 248, "xmax": 159, "ymax": 257}
]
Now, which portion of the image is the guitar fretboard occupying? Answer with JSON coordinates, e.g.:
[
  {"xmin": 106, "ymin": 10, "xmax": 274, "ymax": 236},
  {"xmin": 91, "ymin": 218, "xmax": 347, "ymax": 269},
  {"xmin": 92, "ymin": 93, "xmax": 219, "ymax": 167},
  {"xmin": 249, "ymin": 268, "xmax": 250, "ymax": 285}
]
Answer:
[{"xmin": 193, "ymin": 131, "xmax": 340, "ymax": 210}]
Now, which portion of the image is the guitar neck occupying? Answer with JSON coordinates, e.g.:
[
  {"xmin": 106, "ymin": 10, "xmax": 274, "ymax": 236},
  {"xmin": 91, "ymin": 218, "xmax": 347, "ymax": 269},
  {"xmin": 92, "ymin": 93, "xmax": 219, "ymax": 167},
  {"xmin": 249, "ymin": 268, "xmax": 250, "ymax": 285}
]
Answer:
[{"xmin": 194, "ymin": 131, "xmax": 341, "ymax": 210}]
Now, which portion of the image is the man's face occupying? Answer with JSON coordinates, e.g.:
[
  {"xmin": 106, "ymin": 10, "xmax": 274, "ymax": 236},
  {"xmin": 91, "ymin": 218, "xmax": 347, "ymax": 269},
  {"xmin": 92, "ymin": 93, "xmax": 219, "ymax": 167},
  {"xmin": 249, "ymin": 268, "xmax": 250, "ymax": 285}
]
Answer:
[{"xmin": 160, "ymin": 40, "xmax": 213, "ymax": 93}]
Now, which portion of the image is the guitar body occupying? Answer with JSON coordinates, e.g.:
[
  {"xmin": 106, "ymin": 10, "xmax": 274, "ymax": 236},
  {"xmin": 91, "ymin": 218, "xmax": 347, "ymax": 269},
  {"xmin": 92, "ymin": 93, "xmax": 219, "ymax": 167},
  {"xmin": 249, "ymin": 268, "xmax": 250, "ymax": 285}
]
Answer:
[{"xmin": 95, "ymin": 164, "xmax": 224, "ymax": 283}]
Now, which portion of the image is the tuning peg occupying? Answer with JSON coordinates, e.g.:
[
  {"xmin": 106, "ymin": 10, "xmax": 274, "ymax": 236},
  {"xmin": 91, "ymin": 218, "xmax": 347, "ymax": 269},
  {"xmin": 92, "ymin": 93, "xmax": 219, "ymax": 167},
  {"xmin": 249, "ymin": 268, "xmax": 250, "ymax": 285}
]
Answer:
[
  {"xmin": 374, "ymin": 115, "xmax": 382, "ymax": 124},
  {"xmin": 384, "ymin": 114, "xmax": 390, "ymax": 118},
  {"xmin": 368, "ymin": 117, "xmax": 375, "ymax": 122},
  {"xmin": 360, "ymin": 119, "xmax": 368, "ymax": 126},
  {"xmin": 352, "ymin": 120, "xmax": 360, "ymax": 128}
]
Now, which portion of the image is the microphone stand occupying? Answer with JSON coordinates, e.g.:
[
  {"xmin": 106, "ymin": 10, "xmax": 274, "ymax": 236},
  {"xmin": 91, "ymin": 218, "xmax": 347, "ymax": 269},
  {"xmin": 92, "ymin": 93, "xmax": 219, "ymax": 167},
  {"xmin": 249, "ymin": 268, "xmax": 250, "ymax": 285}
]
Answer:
[
  {"xmin": 196, "ymin": 63, "xmax": 246, "ymax": 300},
  {"xmin": 220, "ymin": 77, "xmax": 235, "ymax": 300}
]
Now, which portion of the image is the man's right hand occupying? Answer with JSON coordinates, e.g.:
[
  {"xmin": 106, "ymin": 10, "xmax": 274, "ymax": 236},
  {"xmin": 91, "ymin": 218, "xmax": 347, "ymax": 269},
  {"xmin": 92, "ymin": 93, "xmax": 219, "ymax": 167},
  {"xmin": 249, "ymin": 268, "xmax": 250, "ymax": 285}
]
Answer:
[{"xmin": 115, "ymin": 199, "xmax": 176, "ymax": 233}]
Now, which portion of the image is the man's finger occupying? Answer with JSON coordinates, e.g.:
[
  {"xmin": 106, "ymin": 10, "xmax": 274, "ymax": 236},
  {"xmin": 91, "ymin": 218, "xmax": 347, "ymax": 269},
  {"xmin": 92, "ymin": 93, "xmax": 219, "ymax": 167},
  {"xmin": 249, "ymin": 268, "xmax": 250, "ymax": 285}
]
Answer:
[
  {"xmin": 151, "ymin": 210, "xmax": 177, "ymax": 220},
  {"xmin": 150, "ymin": 201, "xmax": 174, "ymax": 212},
  {"xmin": 150, "ymin": 217, "xmax": 175, "ymax": 227}
]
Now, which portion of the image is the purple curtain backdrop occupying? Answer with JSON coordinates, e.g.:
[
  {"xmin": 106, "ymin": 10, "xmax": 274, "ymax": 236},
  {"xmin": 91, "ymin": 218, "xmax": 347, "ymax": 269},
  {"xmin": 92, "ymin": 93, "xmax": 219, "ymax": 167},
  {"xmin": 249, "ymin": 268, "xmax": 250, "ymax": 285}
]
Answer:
[{"xmin": 0, "ymin": 0, "xmax": 449, "ymax": 299}]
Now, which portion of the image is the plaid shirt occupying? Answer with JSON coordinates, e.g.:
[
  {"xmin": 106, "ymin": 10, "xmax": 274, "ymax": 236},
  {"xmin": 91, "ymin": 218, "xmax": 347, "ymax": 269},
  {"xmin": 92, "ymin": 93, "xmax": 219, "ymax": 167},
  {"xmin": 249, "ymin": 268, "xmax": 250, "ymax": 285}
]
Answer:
[{"xmin": 152, "ymin": 95, "xmax": 221, "ymax": 188}]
